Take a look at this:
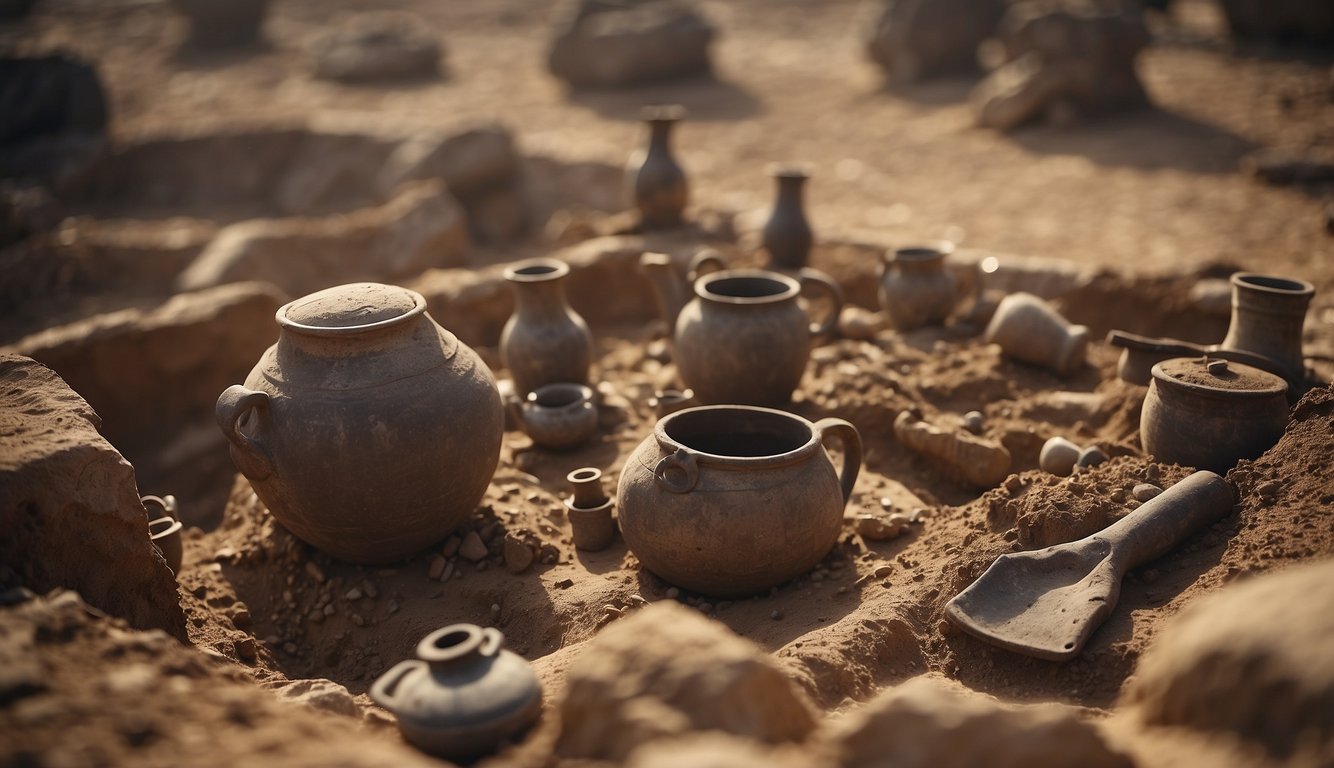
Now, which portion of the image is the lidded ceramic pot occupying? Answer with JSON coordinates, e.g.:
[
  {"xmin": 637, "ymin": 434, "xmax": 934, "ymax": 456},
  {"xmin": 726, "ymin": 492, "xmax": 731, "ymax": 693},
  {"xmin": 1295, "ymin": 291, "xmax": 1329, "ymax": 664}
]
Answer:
[
  {"xmin": 1142, "ymin": 357, "xmax": 1288, "ymax": 474},
  {"xmin": 500, "ymin": 258, "xmax": 594, "ymax": 397},
  {"xmin": 215, "ymin": 282, "xmax": 503, "ymax": 564},
  {"xmin": 617, "ymin": 405, "xmax": 861, "ymax": 597},
  {"xmin": 371, "ymin": 624, "xmax": 542, "ymax": 761},
  {"xmin": 879, "ymin": 242, "xmax": 957, "ymax": 330},
  {"xmin": 674, "ymin": 268, "xmax": 843, "ymax": 406}
]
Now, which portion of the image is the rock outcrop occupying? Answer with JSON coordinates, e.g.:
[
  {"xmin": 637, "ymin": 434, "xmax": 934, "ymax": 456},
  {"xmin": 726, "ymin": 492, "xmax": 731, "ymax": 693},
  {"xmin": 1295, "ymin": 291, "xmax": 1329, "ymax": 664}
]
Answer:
[
  {"xmin": 865, "ymin": 0, "xmax": 1007, "ymax": 83},
  {"xmin": 548, "ymin": 0, "xmax": 715, "ymax": 88}
]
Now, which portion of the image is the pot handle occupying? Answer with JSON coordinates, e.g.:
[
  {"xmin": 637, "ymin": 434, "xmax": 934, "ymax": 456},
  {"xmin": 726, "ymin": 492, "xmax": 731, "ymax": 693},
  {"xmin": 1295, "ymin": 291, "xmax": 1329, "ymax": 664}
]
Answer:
[
  {"xmin": 814, "ymin": 418, "xmax": 862, "ymax": 505},
  {"xmin": 653, "ymin": 448, "xmax": 700, "ymax": 494},
  {"xmin": 215, "ymin": 385, "xmax": 275, "ymax": 481},
  {"xmin": 687, "ymin": 250, "xmax": 726, "ymax": 283},
  {"xmin": 369, "ymin": 659, "xmax": 423, "ymax": 712},
  {"xmin": 479, "ymin": 627, "xmax": 505, "ymax": 657},
  {"xmin": 798, "ymin": 268, "xmax": 844, "ymax": 338}
]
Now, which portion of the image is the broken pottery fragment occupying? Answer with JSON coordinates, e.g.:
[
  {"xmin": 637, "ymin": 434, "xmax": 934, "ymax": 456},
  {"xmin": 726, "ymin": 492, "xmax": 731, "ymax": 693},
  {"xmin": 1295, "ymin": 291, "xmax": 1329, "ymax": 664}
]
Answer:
[{"xmin": 894, "ymin": 411, "xmax": 1011, "ymax": 489}]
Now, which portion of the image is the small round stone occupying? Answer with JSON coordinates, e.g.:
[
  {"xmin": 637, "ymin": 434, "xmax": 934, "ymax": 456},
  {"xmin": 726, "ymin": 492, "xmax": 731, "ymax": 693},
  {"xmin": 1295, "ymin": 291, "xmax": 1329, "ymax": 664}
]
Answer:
[
  {"xmin": 1076, "ymin": 446, "xmax": 1109, "ymax": 468},
  {"xmin": 1040, "ymin": 437, "xmax": 1081, "ymax": 476},
  {"xmin": 962, "ymin": 411, "xmax": 985, "ymax": 434},
  {"xmin": 1132, "ymin": 483, "xmax": 1163, "ymax": 502}
]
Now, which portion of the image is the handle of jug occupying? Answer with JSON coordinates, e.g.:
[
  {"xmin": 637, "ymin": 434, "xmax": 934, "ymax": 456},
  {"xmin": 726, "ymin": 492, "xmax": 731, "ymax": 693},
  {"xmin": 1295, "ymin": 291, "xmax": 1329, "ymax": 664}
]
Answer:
[
  {"xmin": 798, "ymin": 268, "xmax": 844, "ymax": 337},
  {"xmin": 369, "ymin": 659, "xmax": 423, "ymax": 712},
  {"xmin": 215, "ymin": 385, "xmax": 275, "ymax": 481},
  {"xmin": 653, "ymin": 447, "xmax": 700, "ymax": 494},
  {"xmin": 814, "ymin": 417, "xmax": 862, "ymax": 505}
]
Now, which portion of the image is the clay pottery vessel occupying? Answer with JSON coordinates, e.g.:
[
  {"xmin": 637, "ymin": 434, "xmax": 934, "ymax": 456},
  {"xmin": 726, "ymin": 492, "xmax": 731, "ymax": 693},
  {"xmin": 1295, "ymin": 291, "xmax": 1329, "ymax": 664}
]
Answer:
[
  {"xmin": 143, "ymin": 495, "xmax": 183, "ymax": 575},
  {"xmin": 648, "ymin": 388, "xmax": 696, "ymax": 419},
  {"xmin": 173, "ymin": 0, "xmax": 268, "ymax": 49},
  {"xmin": 1219, "ymin": 272, "xmax": 1314, "ymax": 383},
  {"xmin": 371, "ymin": 624, "xmax": 542, "ymax": 761},
  {"xmin": 761, "ymin": 163, "xmax": 814, "ymax": 271},
  {"xmin": 500, "ymin": 259, "xmax": 594, "ymax": 396},
  {"xmin": 674, "ymin": 268, "xmax": 843, "ymax": 406},
  {"xmin": 617, "ymin": 405, "xmax": 861, "ymax": 597},
  {"xmin": 984, "ymin": 292, "xmax": 1089, "ymax": 376},
  {"xmin": 879, "ymin": 242, "xmax": 958, "ymax": 330},
  {"xmin": 630, "ymin": 104, "xmax": 688, "ymax": 229},
  {"xmin": 1142, "ymin": 357, "xmax": 1288, "ymax": 474},
  {"xmin": 638, "ymin": 249, "xmax": 726, "ymax": 331},
  {"xmin": 565, "ymin": 467, "xmax": 616, "ymax": 551},
  {"xmin": 512, "ymin": 382, "xmax": 598, "ymax": 451},
  {"xmin": 215, "ymin": 282, "xmax": 503, "ymax": 564}
]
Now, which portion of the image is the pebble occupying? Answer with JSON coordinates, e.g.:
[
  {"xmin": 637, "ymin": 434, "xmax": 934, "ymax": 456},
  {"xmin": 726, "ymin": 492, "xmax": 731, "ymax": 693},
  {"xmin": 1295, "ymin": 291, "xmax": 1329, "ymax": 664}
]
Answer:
[
  {"xmin": 854, "ymin": 514, "xmax": 906, "ymax": 541},
  {"xmin": 770, "ymin": 609, "xmax": 784, "ymax": 620},
  {"xmin": 323, "ymin": 604, "xmax": 336, "ymax": 617},
  {"xmin": 962, "ymin": 411, "xmax": 985, "ymax": 434},
  {"xmin": 234, "ymin": 637, "xmax": 257, "ymax": 662},
  {"xmin": 503, "ymin": 534, "xmax": 535, "ymax": 574},
  {"xmin": 1257, "ymin": 480, "xmax": 1280, "ymax": 498},
  {"xmin": 304, "ymin": 562, "xmax": 326, "ymax": 583},
  {"xmin": 459, "ymin": 531, "xmax": 488, "ymax": 562},
  {"xmin": 1075, "ymin": 445, "xmax": 1109, "ymax": 469},
  {"xmin": 1039, "ymin": 437, "xmax": 1081, "ymax": 477},
  {"xmin": 441, "ymin": 536, "xmax": 461, "ymax": 558},
  {"xmin": 345, "ymin": 587, "xmax": 363, "ymax": 601},
  {"xmin": 1132, "ymin": 483, "xmax": 1162, "ymax": 502},
  {"xmin": 352, "ymin": 614, "xmax": 365, "ymax": 627},
  {"xmin": 665, "ymin": 587, "xmax": 680, "ymax": 599},
  {"xmin": 874, "ymin": 564, "xmax": 894, "ymax": 579},
  {"xmin": 387, "ymin": 600, "xmax": 400, "ymax": 614},
  {"xmin": 229, "ymin": 607, "xmax": 252, "ymax": 631},
  {"xmin": 362, "ymin": 581, "xmax": 379, "ymax": 599},
  {"xmin": 491, "ymin": 603, "xmax": 501, "ymax": 614},
  {"xmin": 629, "ymin": 594, "xmax": 648, "ymax": 605},
  {"xmin": 428, "ymin": 555, "xmax": 446, "ymax": 580},
  {"xmin": 555, "ymin": 578, "xmax": 574, "ymax": 589}
]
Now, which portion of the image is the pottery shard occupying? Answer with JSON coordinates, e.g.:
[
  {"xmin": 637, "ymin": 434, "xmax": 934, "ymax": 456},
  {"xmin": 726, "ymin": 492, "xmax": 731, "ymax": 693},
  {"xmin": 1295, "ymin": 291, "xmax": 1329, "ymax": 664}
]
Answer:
[
  {"xmin": 829, "ymin": 677, "xmax": 1132, "ymax": 768},
  {"xmin": 308, "ymin": 13, "xmax": 442, "ymax": 83},
  {"xmin": 458, "ymin": 531, "xmax": 488, "ymax": 562},
  {"xmin": 865, "ymin": 0, "xmax": 1007, "ymax": 83},
  {"xmin": 177, "ymin": 180, "xmax": 469, "ymax": 297},
  {"xmin": 1125, "ymin": 558, "xmax": 1334, "ymax": 762},
  {"xmin": 0, "ymin": 356, "xmax": 186, "ymax": 640},
  {"xmin": 893, "ymin": 411, "xmax": 1011, "ymax": 489},
  {"xmin": 547, "ymin": 0, "xmax": 715, "ymax": 88},
  {"xmin": 556, "ymin": 601, "xmax": 817, "ymax": 762}
]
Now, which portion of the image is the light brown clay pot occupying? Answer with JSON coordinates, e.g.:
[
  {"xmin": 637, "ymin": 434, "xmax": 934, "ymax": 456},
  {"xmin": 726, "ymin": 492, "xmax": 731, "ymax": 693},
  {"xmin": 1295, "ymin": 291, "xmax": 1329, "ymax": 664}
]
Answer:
[
  {"xmin": 1219, "ymin": 272, "xmax": 1314, "ymax": 383},
  {"xmin": 617, "ymin": 405, "xmax": 861, "ymax": 597},
  {"xmin": 984, "ymin": 291, "xmax": 1089, "ymax": 376},
  {"xmin": 879, "ymin": 242, "xmax": 958, "ymax": 330},
  {"xmin": 371, "ymin": 624, "xmax": 542, "ymax": 761},
  {"xmin": 565, "ymin": 467, "xmax": 616, "ymax": 551},
  {"xmin": 761, "ymin": 163, "xmax": 814, "ymax": 272},
  {"xmin": 674, "ymin": 268, "xmax": 843, "ymax": 406},
  {"xmin": 500, "ymin": 259, "xmax": 594, "ymax": 396},
  {"xmin": 629, "ymin": 104, "xmax": 688, "ymax": 229},
  {"xmin": 1142, "ymin": 357, "xmax": 1288, "ymax": 474},
  {"xmin": 215, "ymin": 282, "xmax": 503, "ymax": 564},
  {"xmin": 512, "ymin": 382, "xmax": 598, "ymax": 451}
]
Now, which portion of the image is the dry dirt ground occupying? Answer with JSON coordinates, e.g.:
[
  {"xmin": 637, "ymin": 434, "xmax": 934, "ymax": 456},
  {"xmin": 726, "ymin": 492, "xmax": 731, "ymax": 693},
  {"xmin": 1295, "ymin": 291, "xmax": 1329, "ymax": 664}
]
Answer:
[{"xmin": 3, "ymin": 0, "xmax": 1334, "ymax": 766}]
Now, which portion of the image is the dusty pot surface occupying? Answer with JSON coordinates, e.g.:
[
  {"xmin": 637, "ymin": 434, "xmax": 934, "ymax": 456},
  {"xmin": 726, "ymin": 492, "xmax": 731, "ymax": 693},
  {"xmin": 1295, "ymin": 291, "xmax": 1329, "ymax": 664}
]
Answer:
[
  {"xmin": 761, "ymin": 163, "xmax": 814, "ymax": 272},
  {"xmin": 674, "ymin": 268, "xmax": 842, "ymax": 406},
  {"xmin": 513, "ymin": 382, "xmax": 598, "ymax": 451},
  {"xmin": 617, "ymin": 405, "xmax": 861, "ymax": 597},
  {"xmin": 1219, "ymin": 272, "xmax": 1314, "ymax": 383},
  {"xmin": 879, "ymin": 242, "xmax": 958, "ymax": 330},
  {"xmin": 371, "ymin": 624, "xmax": 542, "ymax": 761},
  {"xmin": 215, "ymin": 282, "xmax": 503, "ymax": 564},
  {"xmin": 629, "ymin": 104, "xmax": 688, "ymax": 229},
  {"xmin": 1142, "ymin": 357, "xmax": 1288, "ymax": 474},
  {"xmin": 500, "ymin": 258, "xmax": 594, "ymax": 397}
]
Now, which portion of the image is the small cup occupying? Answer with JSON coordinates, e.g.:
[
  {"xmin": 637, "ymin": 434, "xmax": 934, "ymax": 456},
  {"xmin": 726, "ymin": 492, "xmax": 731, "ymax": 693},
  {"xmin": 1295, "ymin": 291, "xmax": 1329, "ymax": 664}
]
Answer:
[
  {"xmin": 513, "ymin": 383, "xmax": 598, "ymax": 450},
  {"xmin": 565, "ymin": 468, "xmax": 615, "ymax": 551}
]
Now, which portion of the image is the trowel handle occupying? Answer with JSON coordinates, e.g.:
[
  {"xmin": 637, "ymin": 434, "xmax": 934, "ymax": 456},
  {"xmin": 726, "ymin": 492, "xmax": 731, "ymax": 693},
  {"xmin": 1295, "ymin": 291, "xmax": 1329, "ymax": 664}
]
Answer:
[{"xmin": 1099, "ymin": 470, "xmax": 1234, "ymax": 571}]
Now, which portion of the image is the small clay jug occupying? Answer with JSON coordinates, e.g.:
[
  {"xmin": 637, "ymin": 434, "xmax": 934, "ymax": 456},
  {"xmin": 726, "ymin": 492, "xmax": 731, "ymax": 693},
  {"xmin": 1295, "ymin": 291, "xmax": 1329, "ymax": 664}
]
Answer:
[
  {"xmin": 371, "ymin": 624, "xmax": 542, "ymax": 761},
  {"xmin": 1219, "ymin": 272, "xmax": 1314, "ymax": 384},
  {"xmin": 511, "ymin": 382, "xmax": 598, "ymax": 451},
  {"xmin": 674, "ymin": 268, "xmax": 843, "ymax": 406},
  {"xmin": 216, "ymin": 282, "xmax": 503, "ymax": 564},
  {"xmin": 638, "ymin": 249, "xmax": 727, "ymax": 331},
  {"xmin": 761, "ymin": 164, "xmax": 814, "ymax": 271},
  {"xmin": 500, "ymin": 259, "xmax": 594, "ymax": 396},
  {"xmin": 617, "ymin": 405, "xmax": 861, "ymax": 598},
  {"xmin": 143, "ymin": 495, "xmax": 183, "ymax": 575},
  {"xmin": 879, "ymin": 242, "xmax": 958, "ymax": 330},
  {"xmin": 984, "ymin": 292, "xmax": 1089, "ymax": 376},
  {"xmin": 1142, "ymin": 357, "xmax": 1288, "ymax": 474},
  {"xmin": 565, "ymin": 467, "xmax": 616, "ymax": 551},
  {"xmin": 173, "ymin": 0, "xmax": 268, "ymax": 49},
  {"xmin": 630, "ymin": 104, "xmax": 688, "ymax": 229}
]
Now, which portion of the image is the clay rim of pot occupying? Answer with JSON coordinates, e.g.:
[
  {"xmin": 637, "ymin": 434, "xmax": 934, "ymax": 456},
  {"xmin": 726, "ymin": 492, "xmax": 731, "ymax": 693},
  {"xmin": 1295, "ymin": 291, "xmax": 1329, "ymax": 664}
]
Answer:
[
  {"xmin": 1231, "ymin": 272, "xmax": 1315, "ymax": 298},
  {"xmin": 766, "ymin": 161, "xmax": 813, "ymax": 180},
  {"xmin": 417, "ymin": 624, "xmax": 500, "ymax": 664},
  {"xmin": 277, "ymin": 283, "xmax": 427, "ymax": 337},
  {"xmin": 504, "ymin": 258, "xmax": 570, "ymax": 283},
  {"xmin": 526, "ymin": 382, "xmax": 594, "ymax": 411},
  {"xmin": 651, "ymin": 404, "xmax": 823, "ymax": 471},
  {"xmin": 885, "ymin": 240, "xmax": 955, "ymax": 265},
  {"xmin": 694, "ymin": 269, "xmax": 799, "ymax": 305},
  {"xmin": 1150, "ymin": 357, "xmax": 1287, "ymax": 400},
  {"xmin": 641, "ymin": 103, "xmax": 686, "ymax": 123},
  {"xmin": 148, "ymin": 515, "xmax": 183, "ymax": 541}
]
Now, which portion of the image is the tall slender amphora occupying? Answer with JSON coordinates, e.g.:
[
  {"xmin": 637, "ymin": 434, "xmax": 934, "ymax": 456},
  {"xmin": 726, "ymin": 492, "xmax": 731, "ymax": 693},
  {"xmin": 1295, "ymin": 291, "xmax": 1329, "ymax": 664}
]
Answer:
[
  {"xmin": 500, "ymin": 258, "xmax": 594, "ymax": 396},
  {"xmin": 630, "ymin": 104, "xmax": 688, "ymax": 229},
  {"xmin": 761, "ymin": 164, "xmax": 814, "ymax": 271},
  {"xmin": 1219, "ymin": 272, "xmax": 1314, "ymax": 382}
]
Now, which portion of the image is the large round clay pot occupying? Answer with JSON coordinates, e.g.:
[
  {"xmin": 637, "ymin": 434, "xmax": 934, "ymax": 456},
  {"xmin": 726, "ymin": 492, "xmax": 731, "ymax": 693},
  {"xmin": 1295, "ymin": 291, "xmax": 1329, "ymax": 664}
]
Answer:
[
  {"xmin": 617, "ymin": 405, "xmax": 861, "ymax": 598},
  {"xmin": 371, "ymin": 624, "xmax": 542, "ymax": 761},
  {"xmin": 879, "ymin": 242, "xmax": 957, "ymax": 330},
  {"xmin": 500, "ymin": 258, "xmax": 594, "ymax": 397},
  {"xmin": 1141, "ymin": 357, "xmax": 1288, "ymax": 474},
  {"xmin": 215, "ymin": 282, "xmax": 503, "ymax": 564},
  {"xmin": 674, "ymin": 268, "xmax": 842, "ymax": 406}
]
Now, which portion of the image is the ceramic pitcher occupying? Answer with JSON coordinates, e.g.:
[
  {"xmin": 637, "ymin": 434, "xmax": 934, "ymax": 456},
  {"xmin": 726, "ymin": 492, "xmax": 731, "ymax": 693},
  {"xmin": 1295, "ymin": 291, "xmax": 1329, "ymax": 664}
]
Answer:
[
  {"xmin": 500, "ymin": 258, "xmax": 594, "ymax": 396},
  {"xmin": 629, "ymin": 104, "xmax": 688, "ymax": 229}
]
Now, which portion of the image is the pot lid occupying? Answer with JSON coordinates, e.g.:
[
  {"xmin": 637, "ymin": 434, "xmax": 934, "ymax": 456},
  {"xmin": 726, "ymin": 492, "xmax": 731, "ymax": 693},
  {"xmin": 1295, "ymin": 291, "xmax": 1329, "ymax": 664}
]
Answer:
[
  {"xmin": 280, "ymin": 283, "xmax": 424, "ymax": 330},
  {"xmin": 1151, "ymin": 356, "xmax": 1287, "ymax": 398}
]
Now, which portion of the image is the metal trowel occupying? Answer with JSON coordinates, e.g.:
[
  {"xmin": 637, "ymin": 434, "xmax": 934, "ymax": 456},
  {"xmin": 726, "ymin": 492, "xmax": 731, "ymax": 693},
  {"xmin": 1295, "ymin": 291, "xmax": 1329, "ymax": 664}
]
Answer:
[{"xmin": 944, "ymin": 470, "xmax": 1234, "ymax": 661}]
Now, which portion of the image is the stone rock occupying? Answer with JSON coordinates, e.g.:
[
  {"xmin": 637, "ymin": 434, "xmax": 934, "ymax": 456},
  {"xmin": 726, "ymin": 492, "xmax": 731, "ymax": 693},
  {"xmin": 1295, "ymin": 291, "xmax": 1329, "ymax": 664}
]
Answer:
[
  {"xmin": 1039, "ymin": 436, "xmax": 1081, "ymax": 476},
  {"xmin": 627, "ymin": 733, "xmax": 820, "ymax": 768},
  {"xmin": 962, "ymin": 411, "xmax": 985, "ymax": 434},
  {"xmin": 865, "ymin": 0, "xmax": 1007, "ymax": 84},
  {"xmin": 266, "ymin": 678, "xmax": 361, "ymax": 718},
  {"xmin": 854, "ymin": 515, "xmax": 906, "ymax": 542},
  {"xmin": 376, "ymin": 123, "xmax": 519, "ymax": 203},
  {"xmin": 0, "ymin": 356, "xmax": 186, "ymax": 639},
  {"xmin": 308, "ymin": 13, "xmax": 443, "ymax": 83},
  {"xmin": 556, "ymin": 601, "xmax": 817, "ymax": 761},
  {"xmin": 1131, "ymin": 483, "xmax": 1162, "ymax": 502},
  {"xmin": 827, "ymin": 676, "xmax": 1132, "ymax": 768},
  {"xmin": 972, "ymin": 1, "xmax": 1150, "ymax": 132},
  {"xmin": 1218, "ymin": 0, "xmax": 1334, "ymax": 45},
  {"xmin": 1124, "ymin": 558, "xmax": 1334, "ymax": 762},
  {"xmin": 503, "ymin": 533, "xmax": 535, "ymax": 574},
  {"xmin": 178, "ymin": 180, "xmax": 469, "ymax": 297},
  {"xmin": 838, "ymin": 306, "xmax": 887, "ymax": 341},
  {"xmin": 458, "ymin": 531, "xmax": 488, "ymax": 562},
  {"xmin": 547, "ymin": 0, "xmax": 715, "ymax": 88},
  {"xmin": 1074, "ymin": 445, "xmax": 1108, "ymax": 469},
  {"xmin": 174, "ymin": 0, "xmax": 269, "ymax": 50}
]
